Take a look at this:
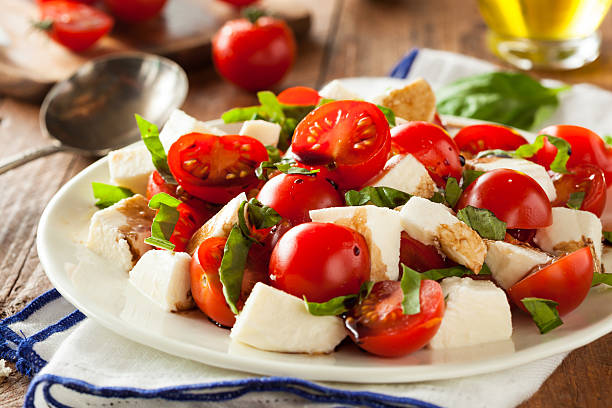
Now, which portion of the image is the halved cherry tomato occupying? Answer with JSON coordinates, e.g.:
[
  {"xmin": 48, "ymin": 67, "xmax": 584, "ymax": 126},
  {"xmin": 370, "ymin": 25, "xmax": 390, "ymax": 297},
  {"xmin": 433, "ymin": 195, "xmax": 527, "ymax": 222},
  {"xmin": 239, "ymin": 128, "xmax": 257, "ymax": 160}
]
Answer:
[
  {"xmin": 103, "ymin": 0, "xmax": 167, "ymax": 22},
  {"xmin": 552, "ymin": 164, "xmax": 607, "ymax": 217},
  {"xmin": 457, "ymin": 169, "xmax": 552, "ymax": 229},
  {"xmin": 508, "ymin": 247, "xmax": 594, "ymax": 316},
  {"xmin": 391, "ymin": 121, "xmax": 462, "ymax": 187},
  {"xmin": 277, "ymin": 86, "xmax": 321, "ymax": 106},
  {"xmin": 167, "ymin": 133, "xmax": 268, "ymax": 204},
  {"xmin": 146, "ymin": 170, "xmax": 176, "ymax": 199},
  {"xmin": 269, "ymin": 222, "xmax": 370, "ymax": 303},
  {"xmin": 38, "ymin": 1, "xmax": 113, "ymax": 52},
  {"xmin": 453, "ymin": 124, "xmax": 528, "ymax": 156},
  {"xmin": 292, "ymin": 101, "xmax": 391, "ymax": 190},
  {"xmin": 344, "ymin": 280, "xmax": 444, "ymax": 357},
  {"xmin": 256, "ymin": 173, "xmax": 343, "ymax": 225},
  {"xmin": 191, "ymin": 237, "xmax": 268, "ymax": 328},
  {"xmin": 399, "ymin": 232, "xmax": 453, "ymax": 273}
]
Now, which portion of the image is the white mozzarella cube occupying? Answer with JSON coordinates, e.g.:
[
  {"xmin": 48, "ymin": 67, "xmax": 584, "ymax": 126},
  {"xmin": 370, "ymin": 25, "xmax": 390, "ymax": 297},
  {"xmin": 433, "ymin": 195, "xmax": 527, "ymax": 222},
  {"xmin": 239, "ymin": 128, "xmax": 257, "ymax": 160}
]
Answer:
[
  {"xmin": 429, "ymin": 277, "xmax": 512, "ymax": 349},
  {"xmin": 399, "ymin": 197, "xmax": 486, "ymax": 273},
  {"xmin": 485, "ymin": 240, "xmax": 552, "ymax": 289},
  {"xmin": 86, "ymin": 195, "xmax": 156, "ymax": 273},
  {"xmin": 467, "ymin": 158, "xmax": 556, "ymax": 201},
  {"xmin": 159, "ymin": 109, "xmax": 226, "ymax": 153},
  {"xmin": 366, "ymin": 154, "xmax": 435, "ymax": 198},
  {"xmin": 230, "ymin": 283, "xmax": 346, "ymax": 354},
  {"xmin": 318, "ymin": 80, "xmax": 361, "ymax": 100},
  {"xmin": 108, "ymin": 144, "xmax": 155, "ymax": 195},
  {"xmin": 129, "ymin": 250, "xmax": 194, "ymax": 312},
  {"xmin": 186, "ymin": 192, "xmax": 247, "ymax": 254},
  {"xmin": 534, "ymin": 207, "xmax": 603, "ymax": 264},
  {"xmin": 309, "ymin": 205, "xmax": 402, "ymax": 281},
  {"xmin": 370, "ymin": 78, "xmax": 436, "ymax": 122},
  {"xmin": 239, "ymin": 120, "xmax": 281, "ymax": 147}
]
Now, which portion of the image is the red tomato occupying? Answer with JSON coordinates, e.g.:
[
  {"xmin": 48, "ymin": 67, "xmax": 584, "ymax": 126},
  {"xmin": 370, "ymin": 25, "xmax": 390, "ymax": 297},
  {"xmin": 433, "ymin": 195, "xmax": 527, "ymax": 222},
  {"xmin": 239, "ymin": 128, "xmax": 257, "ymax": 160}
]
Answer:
[
  {"xmin": 38, "ymin": 1, "xmax": 113, "ymax": 52},
  {"xmin": 457, "ymin": 169, "xmax": 552, "ymax": 229},
  {"xmin": 508, "ymin": 247, "xmax": 594, "ymax": 316},
  {"xmin": 552, "ymin": 164, "xmax": 607, "ymax": 217},
  {"xmin": 146, "ymin": 170, "xmax": 176, "ymax": 199},
  {"xmin": 217, "ymin": 0, "xmax": 258, "ymax": 7},
  {"xmin": 269, "ymin": 222, "xmax": 370, "ymax": 303},
  {"xmin": 344, "ymin": 280, "xmax": 444, "ymax": 357},
  {"xmin": 191, "ymin": 237, "xmax": 268, "ymax": 327},
  {"xmin": 167, "ymin": 133, "xmax": 268, "ymax": 204},
  {"xmin": 277, "ymin": 86, "xmax": 321, "ymax": 106},
  {"xmin": 399, "ymin": 232, "xmax": 453, "ymax": 273},
  {"xmin": 292, "ymin": 101, "xmax": 391, "ymax": 190},
  {"xmin": 453, "ymin": 124, "xmax": 528, "ymax": 156},
  {"xmin": 169, "ymin": 202, "xmax": 205, "ymax": 252},
  {"xmin": 256, "ymin": 173, "xmax": 343, "ymax": 225},
  {"xmin": 103, "ymin": 0, "xmax": 167, "ymax": 23},
  {"xmin": 391, "ymin": 121, "xmax": 462, "ymax": 187},
  {"xmin": 212, "ymin": 17, "xmax": 296, "ymax": 91}
]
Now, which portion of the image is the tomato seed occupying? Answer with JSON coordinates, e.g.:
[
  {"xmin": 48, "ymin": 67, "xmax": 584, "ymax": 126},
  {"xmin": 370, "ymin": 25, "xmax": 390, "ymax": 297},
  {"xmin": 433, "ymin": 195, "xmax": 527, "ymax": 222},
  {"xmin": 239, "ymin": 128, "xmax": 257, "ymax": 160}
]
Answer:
[{"xmin": 226, "ymin": 173, "xmax": 237, "ymax": 180}]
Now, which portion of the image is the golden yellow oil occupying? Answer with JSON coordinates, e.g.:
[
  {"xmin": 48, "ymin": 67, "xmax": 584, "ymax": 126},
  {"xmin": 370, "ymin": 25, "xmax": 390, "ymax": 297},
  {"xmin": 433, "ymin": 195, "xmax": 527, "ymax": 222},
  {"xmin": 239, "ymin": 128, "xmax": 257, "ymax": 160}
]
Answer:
[{"xmin": 477, "ymin": 0, "xmax": 612, "ymax": 41}]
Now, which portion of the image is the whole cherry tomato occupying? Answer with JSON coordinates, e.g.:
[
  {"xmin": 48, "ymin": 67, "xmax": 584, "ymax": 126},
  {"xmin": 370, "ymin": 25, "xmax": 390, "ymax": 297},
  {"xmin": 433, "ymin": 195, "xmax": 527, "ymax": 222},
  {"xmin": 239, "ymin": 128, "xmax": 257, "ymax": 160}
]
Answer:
[
  {"xmin": 256, "ymin": 173, "xmax": 343, "ymax": 225},
  {"xmin": 391, "ymin": 121, "xmax": 462, "ymax": 187},
  {"xmin": 291, "ymin": 101, "xmax": 391, "ymax": 190},
  {"xmin": 552, "ymin": 164, "xmax": 607, "ymax": 217},
  {"xmin": 212, "ymin": 17, "xmax": 296, "ymax": 91},
  {"xmin": 344, "ymin": 279, "xmax": 445, "ymax": 357},
  {"xmin": 453, "ymin": 124, "xmax": 528, "ymax": 156},
  {"xmin": 457, "ymin": 169, "xmax": 552, "ymax": 229},
  {"xmin": 269, "ymin": 222, "xmax": 370, "ymax": 303},
  {"xmin": 167, "ymin": 133, "xmax": 268, "ymax": 204},
  {"xmin": 399, "ymin": 232, "xmax": 454, "ymax": 273},
  {"xmin": 103, "ymin": 0, "xmax": 167, "ymax": 23},
  {"xmin": 508, "ymin": 247, "xmax": 594, "ymax": 316},
  {"xmin": 277, "ymin": 86, "xmax": 321, "ymax": 106},
  {"xmin": 38, "ymin": 1, "xmax": 113, "ymax": 52},
  {"xmin": 190, "ymin": 237, "xmax": 268, "ymax": 328}
]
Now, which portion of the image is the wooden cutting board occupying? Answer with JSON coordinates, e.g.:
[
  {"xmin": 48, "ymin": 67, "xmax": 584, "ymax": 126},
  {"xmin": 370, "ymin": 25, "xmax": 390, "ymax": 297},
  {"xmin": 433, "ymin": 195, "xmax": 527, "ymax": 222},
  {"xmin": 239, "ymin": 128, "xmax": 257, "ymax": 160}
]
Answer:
[{"xmin": 0, "ymin": 0, "xmax": 311, "ymax": 101}]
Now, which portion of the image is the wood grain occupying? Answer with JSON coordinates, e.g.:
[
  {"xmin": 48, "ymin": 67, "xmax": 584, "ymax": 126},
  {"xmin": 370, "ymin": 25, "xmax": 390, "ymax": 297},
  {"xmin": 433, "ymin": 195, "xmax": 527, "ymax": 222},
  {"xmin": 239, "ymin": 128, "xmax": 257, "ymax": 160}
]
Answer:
[{"xmin": 1, "ymin": 0, "xmax": 611, "ymax": 406}]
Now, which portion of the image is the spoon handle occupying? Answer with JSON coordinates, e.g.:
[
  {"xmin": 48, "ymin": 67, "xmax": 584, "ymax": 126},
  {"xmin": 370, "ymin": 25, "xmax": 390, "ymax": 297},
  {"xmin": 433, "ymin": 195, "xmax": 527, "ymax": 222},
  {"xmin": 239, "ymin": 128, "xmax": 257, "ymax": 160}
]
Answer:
[{"xmin": 0, "ymin": 144, "xmax": 66, "ymax": 175}]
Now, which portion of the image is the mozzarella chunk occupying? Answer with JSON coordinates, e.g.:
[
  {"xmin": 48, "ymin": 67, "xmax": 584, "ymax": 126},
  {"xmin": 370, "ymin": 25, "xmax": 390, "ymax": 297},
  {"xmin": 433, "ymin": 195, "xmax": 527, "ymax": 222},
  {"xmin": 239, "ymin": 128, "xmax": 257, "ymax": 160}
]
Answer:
[
  {"xmin": 485, "ymin": 240, "xmax": 552, "ymax": 289},
  {"xmin": 159, "ymin": 109, "xmax": 226, "ymax": 153},
  {"xmin": 0, "ymin": 359, "xmax": 11, "ymax": 380},
  {"xmin": 534, "ymin": 207, "xmax": 603, "ymax": 264},
  {"xmin": 399, "ymin": 197, "xmax": 486, "ymax": 273},
  {"xmin": 108, "ymin": 144, "xmax": 155, "ymax": 195},
  {"xmin": 86, "ymin": 195, "xmax": 155, "ymax": 273},
  {"xmin": 230, "ymin": 283, "xmax": 346, "ymax": 354},
  {"xmin": 309, "ymin": 205, "xmax": 402, "ymax": 281},
  {"xmin": 239, "ymin": 120, "xmax": 281, "ymax": 147},
  {"xmin": 371, "ymin": 78, "xmax": 436, "ymax": 122},
  {"xmin": 366, "ymin": 154, "xmax": 435, "ymax": 198},
  {"xmin": 129, "ymin": 250, "xmax": 194, "ymax": 312},
  {"xmin": 319, "ymin": 79, "xmax": 361, "ymax": 100},
  {"xmin": 186, "ymin": 192, "xmax": 247, "ymax": 255},
  {"xmin": 429, "ymin": 277, "xmax": 512, "ymax": 349},
  {"xmin": 467, "ymin": 157, "xmax": 556, "ymax": 201}
]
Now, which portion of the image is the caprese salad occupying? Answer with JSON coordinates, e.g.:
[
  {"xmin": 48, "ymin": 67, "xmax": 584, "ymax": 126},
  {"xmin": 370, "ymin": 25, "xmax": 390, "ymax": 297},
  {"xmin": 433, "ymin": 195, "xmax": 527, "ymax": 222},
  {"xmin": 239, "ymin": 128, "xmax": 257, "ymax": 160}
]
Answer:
[{"xmin": 86, "ymin": 78, "xmax": 612, "ymax": 357}]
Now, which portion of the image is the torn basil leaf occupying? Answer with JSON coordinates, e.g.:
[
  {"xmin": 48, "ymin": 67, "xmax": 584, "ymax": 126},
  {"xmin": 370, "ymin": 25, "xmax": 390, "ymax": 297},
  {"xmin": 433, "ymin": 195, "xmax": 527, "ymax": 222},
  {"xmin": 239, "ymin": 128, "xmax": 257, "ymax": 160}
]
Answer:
[
  {"xmin": 345, "ymin": 186, "xmax": 411, "ymax": 208},
  {"xmin": 256, "ymin": 158, "xmax": 319, "ymax": 181},
  {"xmin": 520, "ymin": 297, "xmax": 563, "ymax": 334},
  {"xmin": 376, "ymin": 105, "xmax": 396, "ymax": 127},
  {"xmin": 266, "ymin": 145, "xmax": 282, "ymax": 163},
  {"xmin": 92, "ymin": 182, "xmax": 134, "ymax": 209},
  {"xmin": 444, "ymin": 177, "xmax": 462, "ymax": 207},
  {"xmin": 603, "ymin": 231, "xmax": 612, "ymax": 244},
  {"xmin": 429, "ymin": 191, "xmax": 445, "ymax": 203},
  {"xmin": 513, "ymin": 134, "xmax": 571, "ymax": 174},
  {"xmin": 475, "ymin": 149, "xmax": 514, "ymax": 159},
  {"xmin": 144, "ymin": 193, "xmax": 182, "ymax": 251},
  {"xmin": 400, "ymin": 265, "xmax": 422, "ymax": 315},
  {"xmin": 567, "ymin": 191, "xmax": 585, "ymax": 210},
  {"xmin": 462, "ymin": 169, "xmax": 485, "ymax": 188},
  {"xmin": 592, "ymin": 272, "xmax": 612, "ymax": 287},
  {"xmin": 135, "ymin": 114, "xmax": 176, "ymax": 184},
  {"xmin": 303, "ymin": 281, "xmax": 374, "ymax": 316},
  {"xmin": 420, "ymin": 264, "xmax": 490, "ymax": 280},
  {"xmin": 457, "ymin": 205, "xmax": 506, "ymax": 240},
  {"xmin": 219, "ymin": 225, "xmax": 252, "ymax": 314},
  {"xmin": 245, "ymin": 198, "xmax": 282, "ymax": 230}
]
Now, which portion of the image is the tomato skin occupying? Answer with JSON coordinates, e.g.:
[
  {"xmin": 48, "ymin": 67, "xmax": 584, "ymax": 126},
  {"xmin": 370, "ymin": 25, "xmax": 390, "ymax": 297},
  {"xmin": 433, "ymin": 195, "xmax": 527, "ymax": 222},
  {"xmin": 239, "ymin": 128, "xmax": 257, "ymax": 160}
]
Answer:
[
  {"xmin": 103, "ymin": 0, "xmax": 167, "ymax": 22},
  {"xmin": 508, "ymin": 247, "xmax": 594, "ymax": 316},
  {"xmin": 269, "ymin": 222, "xmax": 370, "ymax": 303},
  {"xmin": 453, "ymin": 124, "xmax": 528, "ymax": 156},
  {"xmin": 457, "ymin": 169, "xmax": 553, "ymax": 229},
  {"xmin": 292, "ymin": 101, "xmax": 391, "ymax": 190},
  {"xmin": 391, "ymin": 122, "xmax": 462, "ymax": 187},
  {"xmin": 39, "ymin": 1, "xmax": 113, "ymax": 52},
  {"xmin": 218, "ymin": 0, "xmax": 258, "ymax": 7},
  {"xmin": 277, "ymin": 86, "xmax": 321, "ymax": 106},
  {"xmin": 552, "ymin": 164, "xmax": 607, "ymax": 217},
  {"xmin": 212, "ymin": 17, "xmax": 296, "ymax": 91},
  {"xmin": 399, "ymin": 232, "xmax": 453, "ymax": 272},
  {"xmin": 344, "ymin": 280, "xmax": 444, "ymax": 357}
]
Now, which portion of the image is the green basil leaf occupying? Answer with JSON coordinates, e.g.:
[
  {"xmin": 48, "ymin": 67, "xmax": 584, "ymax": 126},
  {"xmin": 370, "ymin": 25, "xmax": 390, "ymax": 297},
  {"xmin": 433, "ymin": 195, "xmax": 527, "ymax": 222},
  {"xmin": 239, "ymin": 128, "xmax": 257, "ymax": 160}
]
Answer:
[
  {"xmin": 144, "ymin": 193, "xmax": 182, "ymax": 251},
  {"xmin": 257, "ymin": 91, "xmax": 285, "ymax": 122},
  {"xmin": 266, "ymin": 145, "xmax": 282, "ymax": 163},
  {"xmin": 567, "ymin": 191, "xmax": 585, "ymax": 210},
  {"xmin": 317, "ymin": 98, "xmax": 335, "ymax": 107},
  {"xmin": 444, "ymin": 177, "xmax": 462, "ymax": 207},
  {"xmin": 256, "ymin": 158, "xmax": 319, "ymax": 181},
  {"xmin": 400, "ymin": 265, "xmax": 422, "ymax": 315},
  {"xmin": 457, "ymin": 205, "xmax": 506, "ymax": 240},
  {"xmin": 303, "ymin": 281, "xmax": 374, "ymax": 316},
  {"xmin": 603, "ymin": 231, "xmax": 612, "ymax": 244},
  {"xmin": 344, "ymin": 186, "xmax": 411, "ymax": 208},
  {"xmin": 592, "ymin": 272, "xmax": 612, "ymax": 287},
  {"xmin": 376, "ymin": 105, "xmax": 396, "ymax": 127},
  {"xmin": 475, "ymin": 149, "xmax": 515, "ymax": 159},
  {"xmin": 222, "ymin": 106, "xmax": 260, "ymax": 123},
  {"xmin": 245, "ymin": 198, "xmax": 282, "ymax": 230},
  {"xmin": 520, "ymin": 297, "xmax": 563, "ymax": 334},
  {"xmin": 219, "ymin": 225, "xmax": 252, "ymax": 314},
  {"xmin": 91, "ymin": 182, "xmax": 134, "ymax": 209},
  {"xmin": 545, "ymin": 136, "xmax": 571, "ymax": 174},
  {"xmin": 436, "ymin": 72, "xmax": 569, "ymax": 130},
  {"xmin": 479, "ymin": 263, "xmax": 492, "ymax": 275},
  {"xmin": 462, "ymin": 169, "xmax": 485, "ymax": 188},
  {"xmin": 514, "ymin": 134, "xmax": 546, "ymax": 157},
  {"xmin": 429, "ymin": 191, "xmax": 445, "ymax": 203},
  {"xmin": 135, "ymin": 114, "xmax": 176, "ymax": 184},
  {"xmin": 419, "ymin": 264, "xmax": 490, "ymax": 280},
  {"xmin": 604, "ymin": 135, "xmax": 612, "ymax": 146}
]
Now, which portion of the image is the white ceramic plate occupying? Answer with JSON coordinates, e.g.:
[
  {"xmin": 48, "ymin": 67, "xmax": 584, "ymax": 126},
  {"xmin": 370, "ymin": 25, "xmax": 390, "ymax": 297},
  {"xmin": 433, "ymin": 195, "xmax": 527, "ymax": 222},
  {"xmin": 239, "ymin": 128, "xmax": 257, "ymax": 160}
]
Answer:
[{"xmin": 37, "ymin": 77, "xmax": 612, "ymax": 383}]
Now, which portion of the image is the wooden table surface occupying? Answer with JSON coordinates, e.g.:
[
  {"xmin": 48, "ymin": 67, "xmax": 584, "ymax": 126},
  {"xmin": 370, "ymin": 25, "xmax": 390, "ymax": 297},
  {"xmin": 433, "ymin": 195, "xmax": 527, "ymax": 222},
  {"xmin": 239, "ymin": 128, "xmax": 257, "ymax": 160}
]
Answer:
[{"xmin": 1, "ymin": 0, "xmax": 610, "ymax": 406}]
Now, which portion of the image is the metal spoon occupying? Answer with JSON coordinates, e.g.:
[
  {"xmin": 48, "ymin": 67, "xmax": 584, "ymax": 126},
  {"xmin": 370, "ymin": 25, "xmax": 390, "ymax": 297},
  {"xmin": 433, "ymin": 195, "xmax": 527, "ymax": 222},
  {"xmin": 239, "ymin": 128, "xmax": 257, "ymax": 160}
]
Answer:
[{"xmin": 0, "ymin": 53, "xmax": 188, "ymax": 174}]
